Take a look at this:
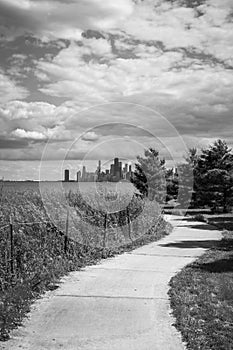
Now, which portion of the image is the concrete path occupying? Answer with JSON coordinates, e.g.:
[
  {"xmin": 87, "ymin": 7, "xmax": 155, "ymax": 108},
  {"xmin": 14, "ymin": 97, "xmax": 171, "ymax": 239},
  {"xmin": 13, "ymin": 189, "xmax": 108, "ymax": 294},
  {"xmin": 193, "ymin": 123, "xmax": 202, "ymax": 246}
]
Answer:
[{"xmin": 2, "ymin": 215, "xmax": 222, "ymax": 350}]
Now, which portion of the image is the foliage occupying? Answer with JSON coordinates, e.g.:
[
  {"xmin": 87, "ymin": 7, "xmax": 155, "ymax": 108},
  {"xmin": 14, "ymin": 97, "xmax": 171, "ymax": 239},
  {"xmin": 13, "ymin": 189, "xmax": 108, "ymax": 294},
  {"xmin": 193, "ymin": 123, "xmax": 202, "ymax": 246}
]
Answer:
[
  {"xmin": 195, "ymin": 140, "xmax": 233, "ymax": 212},
  {"xmin": 130, "ymin": 148, "xmax": 166, "ymax": 203},
  {"xmin": 170, "ymin": 140, "xmax": 233, "ymax": 212},
  {"xmin": 193, "ymin": 213, "xmax": 206, "ymax": 222},
  {"xmin": 131, "ymin": 141, "xmax": 233, "ymax": 212}
]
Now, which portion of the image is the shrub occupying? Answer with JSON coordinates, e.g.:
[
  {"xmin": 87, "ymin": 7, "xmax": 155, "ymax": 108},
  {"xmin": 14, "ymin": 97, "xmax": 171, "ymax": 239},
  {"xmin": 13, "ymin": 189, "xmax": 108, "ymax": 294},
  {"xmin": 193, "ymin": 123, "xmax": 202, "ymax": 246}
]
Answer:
[{"xmin": 194, "ymin": 214, "xmax": 206, "ymax": 222}]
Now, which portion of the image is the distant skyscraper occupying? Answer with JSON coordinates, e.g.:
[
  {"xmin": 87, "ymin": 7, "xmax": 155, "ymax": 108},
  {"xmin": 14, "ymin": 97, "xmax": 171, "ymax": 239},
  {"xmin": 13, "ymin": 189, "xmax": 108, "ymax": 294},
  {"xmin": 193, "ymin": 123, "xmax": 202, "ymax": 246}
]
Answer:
[
  {"xmin": 64, "ymin": 169, "xmax": 69, "ymax": 182},
  {"xmin": 77, "ymin": 170, "xmax": 81, "ymax": 182},
  {"xmin": 82, "ymin": 166, "xmax": 86, "ymax": 181},
  {"xmin": 114, "ymin": 158, "xmax": 119, "ymax": 174},
  {"xmin": 119, "ymin": 161, "xmax": 122, "ymax": 179},
  {"xmin": 96, "ymin": 160, "xmax": 101, "ymax": 180},
  {"xmin": 74, "ymin": 158, "xmax": 134, "ymax": 183}
]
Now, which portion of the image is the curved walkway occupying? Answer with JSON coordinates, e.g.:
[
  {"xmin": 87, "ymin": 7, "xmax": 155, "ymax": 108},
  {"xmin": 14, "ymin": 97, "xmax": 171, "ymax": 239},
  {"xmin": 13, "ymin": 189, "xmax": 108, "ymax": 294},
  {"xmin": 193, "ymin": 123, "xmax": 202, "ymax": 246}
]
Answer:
[{"xmin": 2, "ymin": 215, "xmax": 222, "ymax": 350}]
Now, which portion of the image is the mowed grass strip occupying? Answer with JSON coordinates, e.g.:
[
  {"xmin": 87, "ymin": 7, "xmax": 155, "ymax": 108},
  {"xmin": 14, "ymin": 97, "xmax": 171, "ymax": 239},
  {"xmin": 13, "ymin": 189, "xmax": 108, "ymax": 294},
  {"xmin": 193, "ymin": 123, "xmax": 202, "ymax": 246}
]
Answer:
[{"xmin": 169, "ymin": 224, "xmax": 233, "ymax": 350}]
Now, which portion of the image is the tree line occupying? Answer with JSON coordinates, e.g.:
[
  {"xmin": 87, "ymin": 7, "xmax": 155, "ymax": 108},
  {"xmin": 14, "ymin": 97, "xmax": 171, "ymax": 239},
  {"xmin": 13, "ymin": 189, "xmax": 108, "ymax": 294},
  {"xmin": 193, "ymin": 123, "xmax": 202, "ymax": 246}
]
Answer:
[{"xmin": 131, "ymin": 139, "xmax": 233, "ymax": 213}]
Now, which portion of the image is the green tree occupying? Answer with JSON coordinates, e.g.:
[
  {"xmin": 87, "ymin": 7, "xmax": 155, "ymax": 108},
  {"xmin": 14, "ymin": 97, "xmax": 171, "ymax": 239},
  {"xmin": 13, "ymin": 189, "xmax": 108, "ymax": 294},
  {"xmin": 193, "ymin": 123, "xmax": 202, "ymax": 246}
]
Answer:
[
  {"xmin": 130, "ymin": 148, "xmax": 167, "ymax": 203},
  {"xmin": 196, "ymin": 140, "xmax": 233, "ymax": 212}
]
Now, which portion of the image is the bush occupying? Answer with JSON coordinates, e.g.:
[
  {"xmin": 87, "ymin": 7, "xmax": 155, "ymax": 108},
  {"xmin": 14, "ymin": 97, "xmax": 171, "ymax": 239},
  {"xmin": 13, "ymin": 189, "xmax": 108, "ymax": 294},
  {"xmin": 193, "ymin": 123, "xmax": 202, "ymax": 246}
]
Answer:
[{"xmin": 194, "ymin": 213, "xmax": 206, "ymax": 222}]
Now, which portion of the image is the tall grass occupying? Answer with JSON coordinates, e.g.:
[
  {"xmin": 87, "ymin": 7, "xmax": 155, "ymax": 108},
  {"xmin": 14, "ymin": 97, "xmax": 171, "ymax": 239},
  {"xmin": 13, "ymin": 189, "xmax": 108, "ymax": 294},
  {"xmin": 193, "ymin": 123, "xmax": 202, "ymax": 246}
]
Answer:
[{"xmin": 0, "ymin": 184, "xmax": 168, "ymax": 340}]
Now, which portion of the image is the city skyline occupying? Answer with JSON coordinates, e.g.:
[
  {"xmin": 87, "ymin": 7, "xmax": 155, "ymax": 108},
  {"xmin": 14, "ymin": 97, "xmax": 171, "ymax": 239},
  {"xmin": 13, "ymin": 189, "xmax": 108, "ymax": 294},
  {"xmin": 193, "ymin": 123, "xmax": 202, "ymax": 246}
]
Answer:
[{"xmin": 64, "ymin": 158, "xmax": 134, "ymax": 183}]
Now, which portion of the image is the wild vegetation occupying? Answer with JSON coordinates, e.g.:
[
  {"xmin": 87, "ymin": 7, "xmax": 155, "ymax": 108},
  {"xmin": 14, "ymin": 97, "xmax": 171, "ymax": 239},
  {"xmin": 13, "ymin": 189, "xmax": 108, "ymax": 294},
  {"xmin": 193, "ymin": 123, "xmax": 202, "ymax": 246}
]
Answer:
[{"xmin": 0, "ymin": 184, "xmax": 170, "ymax": 341}]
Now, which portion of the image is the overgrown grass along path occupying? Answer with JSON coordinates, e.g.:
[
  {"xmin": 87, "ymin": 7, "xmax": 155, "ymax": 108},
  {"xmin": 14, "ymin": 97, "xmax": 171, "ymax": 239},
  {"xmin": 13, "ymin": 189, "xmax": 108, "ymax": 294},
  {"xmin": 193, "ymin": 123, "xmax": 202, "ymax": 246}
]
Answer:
[
  {"xmin": 1, "ymin": 215, "xmax": 223, "ymax": 350},
  {"xmin": 169, "ymin": 215, "xmax": 233, "ymax": 350},
  {"xmin": 0, "ymin": 187, "xmax": 172, "ymax": 341},
  {"xmin": 0, "ymin": 215, "xmax": 171, "ymax": 342}
]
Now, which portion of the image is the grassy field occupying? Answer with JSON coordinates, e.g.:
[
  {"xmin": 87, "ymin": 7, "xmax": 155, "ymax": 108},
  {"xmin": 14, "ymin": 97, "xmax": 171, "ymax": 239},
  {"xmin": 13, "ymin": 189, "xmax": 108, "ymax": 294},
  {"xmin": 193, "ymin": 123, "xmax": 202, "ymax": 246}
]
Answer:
[
  {"xmin": 0, "ymin": 183, "xmax": 170, "ymax": 341},
  {"xmin": 169, "ymin": 214, "xmax": 233, "ymax": 350}
]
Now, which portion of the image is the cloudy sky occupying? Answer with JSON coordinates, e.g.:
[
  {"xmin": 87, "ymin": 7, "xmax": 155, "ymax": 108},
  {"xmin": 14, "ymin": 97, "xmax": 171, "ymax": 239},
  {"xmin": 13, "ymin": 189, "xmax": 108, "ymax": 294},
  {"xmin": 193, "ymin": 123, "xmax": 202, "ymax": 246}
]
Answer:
[{"xmin": 0, "ymin": 0, "xmax": 233, "ymax": 180}]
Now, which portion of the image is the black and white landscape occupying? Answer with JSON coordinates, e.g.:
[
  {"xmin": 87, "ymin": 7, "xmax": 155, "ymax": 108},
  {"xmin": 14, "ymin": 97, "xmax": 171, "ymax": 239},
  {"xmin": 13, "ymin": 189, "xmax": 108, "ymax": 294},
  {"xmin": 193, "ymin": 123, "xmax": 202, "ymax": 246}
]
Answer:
[{"xmin": 0, "ymin": 1, "xmax": 233, "ymax": 349}]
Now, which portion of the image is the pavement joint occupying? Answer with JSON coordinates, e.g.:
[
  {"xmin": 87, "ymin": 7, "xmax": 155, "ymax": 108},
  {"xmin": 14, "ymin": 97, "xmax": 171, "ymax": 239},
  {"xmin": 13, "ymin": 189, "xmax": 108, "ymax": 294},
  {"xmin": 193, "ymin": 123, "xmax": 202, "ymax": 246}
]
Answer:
[
  {"xmin": 127, "ymin": 252, "xmax": 200, "ymax": 258},
  {"xmin": 55, "ymin": 294, "xmax": 168, "ymax": 301},
  {"xmin": 87, "ymin": 267, "xmax": 173, "ymax": 273}
]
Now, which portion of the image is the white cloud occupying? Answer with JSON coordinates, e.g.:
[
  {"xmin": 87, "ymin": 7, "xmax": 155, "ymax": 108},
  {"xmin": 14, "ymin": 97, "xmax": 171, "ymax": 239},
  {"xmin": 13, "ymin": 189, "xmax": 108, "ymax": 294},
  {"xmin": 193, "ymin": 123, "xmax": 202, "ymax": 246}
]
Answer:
[
  {"xmin": 0, "ymin": 71, "xmax": 28, "ymax": 102},
  {"xmin": 118, "ymin": 3, "xmax": 202, "ymax": 48},
  {"xmin": 1, "ymin": 101, "xmax": 56, "ymax": 121},
  {"xmin": 112, "ymin": 0, "xmax": 233, "ymax": 65},
  {"xmin": 80, "ymin": 37, "xmax": 113, "ymax": 57},
  {"xmin": 81, "ymin": 131, "xmax": 99, "ymax": 141},
  {"xmin": 12, "ymin": 128, "xmax": 46, "ymax": 140},
  {"xmin": 0, "ymin": 100, "xmax": 79, "ymax": 145},
  {"xmin": 36, "ymin": 41, "xmax": 185, "ymax": 99}
]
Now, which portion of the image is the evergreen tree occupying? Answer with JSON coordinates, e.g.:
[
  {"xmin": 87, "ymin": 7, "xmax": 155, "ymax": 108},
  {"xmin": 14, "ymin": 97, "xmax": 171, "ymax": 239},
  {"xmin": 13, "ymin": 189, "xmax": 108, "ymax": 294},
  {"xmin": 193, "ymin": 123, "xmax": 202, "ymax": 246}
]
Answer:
[
  {"xmin": 196, "ymin": 140, "xmax": 233, "ymax": 212},
  {"xmin": 130, "ymin": 148, "xmax": 167, "ymax": 203}
]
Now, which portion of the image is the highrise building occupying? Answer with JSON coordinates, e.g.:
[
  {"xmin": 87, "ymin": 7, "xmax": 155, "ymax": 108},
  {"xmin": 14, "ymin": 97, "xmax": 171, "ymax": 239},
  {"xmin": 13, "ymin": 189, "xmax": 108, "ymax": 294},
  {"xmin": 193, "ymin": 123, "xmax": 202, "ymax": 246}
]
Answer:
[
  {"xmin": 77, "ymin": 170, "xmax": 81, "ymax": 182},
  {"xmin": 64, "ymin": 169, "xmax": 69, "ymax": 182},
  {"xmin": 96, "ymin": 160, "xmax": 101, "ymax": 181},
  {"xmin": 72, "ymin": 159, "xmax": 134, "ymax": 183},
  {"xmin": 114, "ymin": 157, "xmax": 119, "ymax": 176},
  {"xmin": 119, "ymin": 161, "xmax": 122, "ymax": 179},
  {"xmin": 113, "ymin": 158, "xmax": 119, "ymax": 180},
  {"xmin": 82, "ymin": 166, "xmax": 86, "ymax": 181}
]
